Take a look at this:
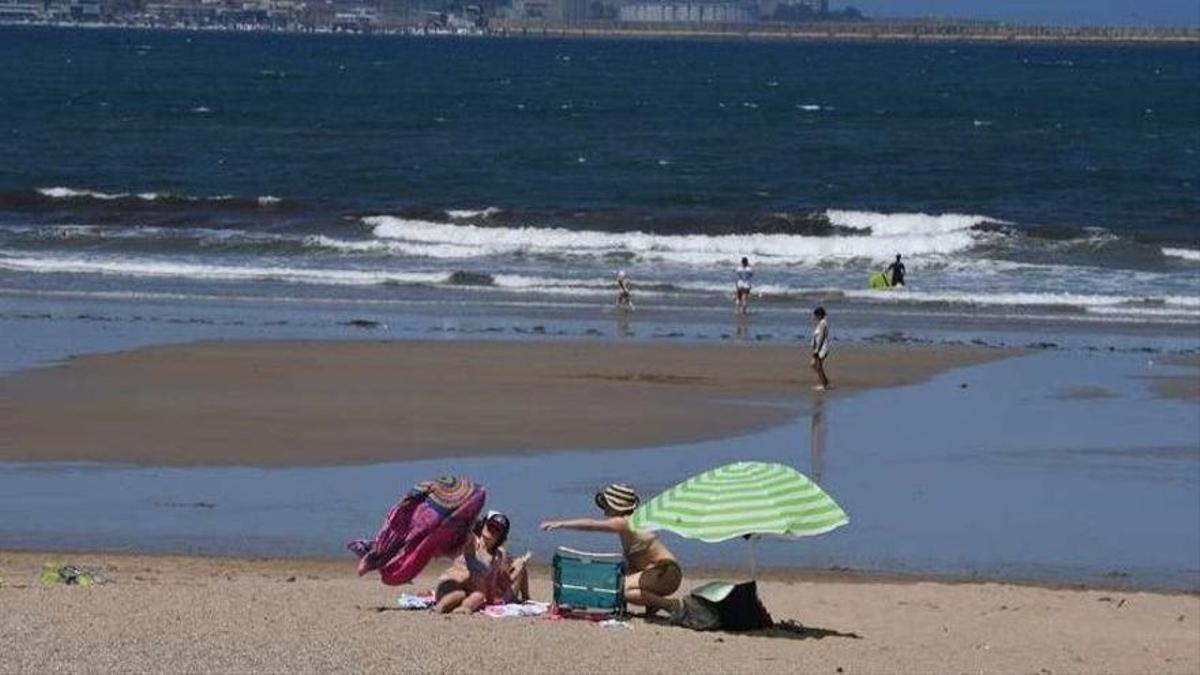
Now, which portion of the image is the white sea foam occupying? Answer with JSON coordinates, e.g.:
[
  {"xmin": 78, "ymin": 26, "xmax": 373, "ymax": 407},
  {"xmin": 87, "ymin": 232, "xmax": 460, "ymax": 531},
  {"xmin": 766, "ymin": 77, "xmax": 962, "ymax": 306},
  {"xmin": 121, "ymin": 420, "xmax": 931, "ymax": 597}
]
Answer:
[
  {"xmin": 1162, "ymin": 247, "xmax": 1200, "ymax": 262},
  {"xmin": 36, "ymin": 186, "xmax": 279, "ymax": 204},
  {"xmin": 2, "ymin": 246, "xmax": 1195, "ymax": 322},
  {"xmin": 10, "ymin": 225, "xmax": 298, "ymax": 247},
  {"xmin": 446, "ymin": 207, "xmax": 501, "ymax": 219},
  {"xmin": 363, "ymin": 210, "xmax": 997, "ymax": 265},
  {"xmin": 305, "ymin": 233, "xmax": 484, "ymax": 259},
  {"xmin": 825, "ymin": 210, "xmax": 999, "ymax": 237},
  {"xmin": 0, "ymin": 251, "xmax": 629, "ymax": 298},
  {"xmin": 843, "ymin": 288, "xmax": 1200, "ymax": 312},
  {"xmin": 38, "ymin": 187, "xmax": 128, "ymax": 200},
  {"xmin": 0, "ymin": 253, "xmax": 445, "ymax": 287}
]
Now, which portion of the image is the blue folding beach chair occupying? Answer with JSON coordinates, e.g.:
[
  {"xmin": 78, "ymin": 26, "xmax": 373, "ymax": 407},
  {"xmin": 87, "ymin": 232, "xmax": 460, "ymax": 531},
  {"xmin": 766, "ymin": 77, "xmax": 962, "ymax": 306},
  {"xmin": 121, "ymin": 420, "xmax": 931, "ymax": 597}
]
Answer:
[{"xmin": 551, "ymin": 547, "xmax": 626, "ymax": 618}]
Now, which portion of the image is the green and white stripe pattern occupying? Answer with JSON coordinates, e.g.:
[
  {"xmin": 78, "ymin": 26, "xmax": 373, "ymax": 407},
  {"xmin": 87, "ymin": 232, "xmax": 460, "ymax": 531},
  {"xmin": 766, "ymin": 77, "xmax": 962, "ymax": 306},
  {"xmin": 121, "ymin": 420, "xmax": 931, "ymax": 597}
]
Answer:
[{"xmin": 629, "ymin": 462, "xmax": 849, "ymax": 543}]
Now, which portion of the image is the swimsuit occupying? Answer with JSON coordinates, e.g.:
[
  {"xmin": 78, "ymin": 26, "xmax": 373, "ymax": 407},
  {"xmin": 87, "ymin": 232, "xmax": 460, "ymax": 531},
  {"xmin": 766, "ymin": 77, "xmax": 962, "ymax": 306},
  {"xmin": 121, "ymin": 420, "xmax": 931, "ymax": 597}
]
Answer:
[
  {"xmin": 445, "ymin": 546, "xmax": 518, "ymax": 604},
  {"xmin": 624, "ymin": 534, "xmax": 683, "ymax": 596},
  {"xmin": 812, "ymin": 321, "xmax": 830, "ymax": 360},
  {"xmin": 736, "ymin": 266, "xmax": 753, "ymax": 291}
]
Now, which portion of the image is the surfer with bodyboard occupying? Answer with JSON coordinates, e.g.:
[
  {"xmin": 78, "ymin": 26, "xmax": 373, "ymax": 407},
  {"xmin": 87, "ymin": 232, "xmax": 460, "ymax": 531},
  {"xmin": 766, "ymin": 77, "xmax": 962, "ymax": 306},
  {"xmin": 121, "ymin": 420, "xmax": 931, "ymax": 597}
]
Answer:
[{"xmin": 869, "ymin": 254, "xmax": 907, "ymax": 289}]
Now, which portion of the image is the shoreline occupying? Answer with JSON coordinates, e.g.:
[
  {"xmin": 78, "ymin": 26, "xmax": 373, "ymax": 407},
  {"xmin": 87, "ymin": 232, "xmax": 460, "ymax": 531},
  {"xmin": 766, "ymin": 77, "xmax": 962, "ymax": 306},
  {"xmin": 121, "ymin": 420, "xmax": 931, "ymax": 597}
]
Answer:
[
  {"xmin": 2, "ymin": 21, "xmax": 1198, "ymax": 45},
  {"xmin": 4, "ymin": 549, "xmax": 1194, "ymax": 596},
  {"xmin": 489, "ymin": 22, "xmax": 1200, "ymax": 45},
  {"xmin": 0, "ymin": 339, "xmax": 1010, "ymax": 466},
  {"xmin": 2, "ymin": 550, "xmax": 1196, "ymax": 673}
]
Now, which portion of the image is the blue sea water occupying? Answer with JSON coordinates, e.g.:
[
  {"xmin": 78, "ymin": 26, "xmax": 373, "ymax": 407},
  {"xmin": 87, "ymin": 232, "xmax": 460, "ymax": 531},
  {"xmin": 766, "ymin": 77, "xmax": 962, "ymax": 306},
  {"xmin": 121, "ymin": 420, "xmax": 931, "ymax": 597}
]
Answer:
[
  {"xmin": 0, "ymin": 26, "xmax": 1197, "ymax": 332},
  {"xmin": 0, "ymin": 28, "xmax": 1197, "ymax": 588}
]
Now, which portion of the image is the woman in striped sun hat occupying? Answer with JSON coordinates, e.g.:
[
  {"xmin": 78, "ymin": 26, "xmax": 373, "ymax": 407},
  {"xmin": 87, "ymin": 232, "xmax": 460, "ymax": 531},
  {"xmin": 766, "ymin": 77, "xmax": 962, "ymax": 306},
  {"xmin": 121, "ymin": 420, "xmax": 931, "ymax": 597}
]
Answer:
[{"xmin": 540, "ymin": 483, "xmax": 683, "ymax": 615}]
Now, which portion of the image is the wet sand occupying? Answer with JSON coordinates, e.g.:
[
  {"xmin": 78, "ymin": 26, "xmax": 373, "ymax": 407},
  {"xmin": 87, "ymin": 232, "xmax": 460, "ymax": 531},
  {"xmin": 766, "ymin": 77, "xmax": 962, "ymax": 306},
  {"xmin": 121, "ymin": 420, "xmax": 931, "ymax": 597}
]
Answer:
[
  {"xmin": 1145, "ymin": 355, "xmax": 1200, "ymax": 402},
  {"xmin": 0, "ymin": 551, "xmax": 1195, "ymax": 674},
  {"xmin": 0, "ymin": 340, "xmax": 1005, "ymax": 466}
]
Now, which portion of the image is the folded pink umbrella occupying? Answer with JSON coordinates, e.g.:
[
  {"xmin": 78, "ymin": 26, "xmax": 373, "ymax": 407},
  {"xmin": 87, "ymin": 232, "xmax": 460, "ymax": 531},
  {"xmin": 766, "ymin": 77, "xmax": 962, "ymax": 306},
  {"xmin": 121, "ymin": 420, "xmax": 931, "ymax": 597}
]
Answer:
[{"xmin": 349, "ymin": 475, "xmax": 486, "ymax": 585}]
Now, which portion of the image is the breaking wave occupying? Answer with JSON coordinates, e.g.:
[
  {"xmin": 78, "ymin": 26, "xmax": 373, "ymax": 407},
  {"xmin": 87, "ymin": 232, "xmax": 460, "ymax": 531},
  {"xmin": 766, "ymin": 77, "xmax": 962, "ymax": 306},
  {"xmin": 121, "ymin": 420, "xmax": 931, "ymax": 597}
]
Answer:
[
  {"xmin": 363, "ymin": 210, "xmax": 999, "ymax": 264},
  {"xmin": 1163, "ymin": 247, "xmax": 1200, "ymax": 263},
  {"xmin": 446, "ymin": 207, "xmax": 502, "ymax": 219}
]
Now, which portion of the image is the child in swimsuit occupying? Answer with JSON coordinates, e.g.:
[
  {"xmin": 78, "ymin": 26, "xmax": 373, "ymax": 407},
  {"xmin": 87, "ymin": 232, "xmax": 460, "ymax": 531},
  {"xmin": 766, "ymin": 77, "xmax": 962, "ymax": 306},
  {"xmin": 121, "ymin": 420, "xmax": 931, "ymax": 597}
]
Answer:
[
  {"xmin": 540, "ymin": 483, "xmax": 683, "ymax": 615},
  {"xmin": 434, "ymin": 511, "xmax": 531, "ymax": 613}
]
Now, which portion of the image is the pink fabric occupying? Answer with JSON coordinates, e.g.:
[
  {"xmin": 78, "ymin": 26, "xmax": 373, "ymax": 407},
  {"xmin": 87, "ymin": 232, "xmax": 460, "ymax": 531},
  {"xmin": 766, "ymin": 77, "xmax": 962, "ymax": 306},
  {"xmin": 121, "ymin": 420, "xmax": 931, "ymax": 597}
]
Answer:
[
  {"xmin": 378, "ymin": 523, "xmax": 465, "ymax": 585},
  {"xmin": 353, "ymin": 478, "xmax": 487, "ymax": 586},
  {"xmin": 356, "ymin": 495, "xmax": 420, "ymax": 574}
]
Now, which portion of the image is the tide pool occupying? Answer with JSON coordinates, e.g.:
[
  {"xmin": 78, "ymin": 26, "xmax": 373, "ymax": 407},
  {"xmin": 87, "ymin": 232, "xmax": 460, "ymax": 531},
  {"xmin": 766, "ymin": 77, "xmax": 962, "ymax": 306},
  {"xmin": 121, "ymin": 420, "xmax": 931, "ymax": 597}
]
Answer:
[{"xmin": 1, "ymin": 351, "xmax": 1195, "ymax": 590}]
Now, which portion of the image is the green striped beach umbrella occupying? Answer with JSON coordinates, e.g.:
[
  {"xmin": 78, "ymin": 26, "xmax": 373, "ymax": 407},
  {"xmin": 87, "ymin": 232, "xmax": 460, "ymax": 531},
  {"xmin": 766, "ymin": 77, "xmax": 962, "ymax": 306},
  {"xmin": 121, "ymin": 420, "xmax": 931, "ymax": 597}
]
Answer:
[{"xmin": 629, "ymin": 461, "xmax": 848, "ymax": 576}]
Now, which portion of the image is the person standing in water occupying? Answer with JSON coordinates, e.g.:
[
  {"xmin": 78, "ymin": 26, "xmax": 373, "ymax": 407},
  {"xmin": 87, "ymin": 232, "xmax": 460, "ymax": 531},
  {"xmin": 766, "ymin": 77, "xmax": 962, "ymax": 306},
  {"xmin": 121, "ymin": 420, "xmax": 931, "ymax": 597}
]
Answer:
[
  {"xmin": 810, "ymin": 306, "xmax": 831, "ymax": 391},
  {"xmin": 616, "ymin": 270, "xmax": 634, "ymax": 311},
  {"xmin": 886, "ymin": 254, "xmax": 906, "ymax": 287},
  {"xmin": 734, "ymin": 257, "xmax": 753, "ymax": 315}
]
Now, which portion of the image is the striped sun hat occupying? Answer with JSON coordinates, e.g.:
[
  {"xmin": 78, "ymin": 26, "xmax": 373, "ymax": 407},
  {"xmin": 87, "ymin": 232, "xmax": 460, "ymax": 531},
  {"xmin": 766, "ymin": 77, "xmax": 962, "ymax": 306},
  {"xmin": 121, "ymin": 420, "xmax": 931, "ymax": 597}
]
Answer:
[{"xmin": 595, "ymin": 483, "xmax": 640, "ymax": 515}]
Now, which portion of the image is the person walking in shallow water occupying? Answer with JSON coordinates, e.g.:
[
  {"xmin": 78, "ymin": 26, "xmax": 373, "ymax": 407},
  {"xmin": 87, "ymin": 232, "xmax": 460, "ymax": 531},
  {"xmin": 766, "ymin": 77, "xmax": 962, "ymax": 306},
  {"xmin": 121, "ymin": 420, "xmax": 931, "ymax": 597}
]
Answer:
[
  {"xmin": 615, "ymin": 270, "xmax": 634, "ymax": 311},
  {"xmin": 734, "ymin": 257, "xmax": 753, "ymax": 315},
  {"xmin": 886, "ymin": 254, "xmax": 906, "ymax": 287},
  {"xmin": 810, "ymin": 306, "xmax": 831, "ymax": 391}
]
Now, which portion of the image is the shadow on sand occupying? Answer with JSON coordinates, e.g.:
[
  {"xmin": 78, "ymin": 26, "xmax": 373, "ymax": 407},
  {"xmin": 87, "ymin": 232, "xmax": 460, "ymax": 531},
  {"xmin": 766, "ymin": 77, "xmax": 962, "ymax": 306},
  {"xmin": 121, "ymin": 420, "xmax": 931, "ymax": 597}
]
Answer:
[
  {"xmin": 756, "ymin": 619, "xmax": 862, "ymax": 641},
  {"xmin": 644, "ymin": 616, "xmax": 862, "ymax": 641}
]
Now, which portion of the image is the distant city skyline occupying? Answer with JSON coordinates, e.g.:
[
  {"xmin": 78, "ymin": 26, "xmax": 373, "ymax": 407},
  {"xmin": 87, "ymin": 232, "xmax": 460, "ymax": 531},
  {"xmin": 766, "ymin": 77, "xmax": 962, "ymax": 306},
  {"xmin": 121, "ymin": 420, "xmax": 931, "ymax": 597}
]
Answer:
[{"xmin": 839, "ymin": 0, "xmax": 1198, "ymax": 27}]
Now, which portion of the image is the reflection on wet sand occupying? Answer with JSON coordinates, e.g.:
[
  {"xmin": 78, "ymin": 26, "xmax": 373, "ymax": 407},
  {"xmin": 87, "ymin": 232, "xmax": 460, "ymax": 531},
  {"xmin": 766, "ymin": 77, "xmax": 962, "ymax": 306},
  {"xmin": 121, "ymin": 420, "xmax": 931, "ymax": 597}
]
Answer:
[
  {"xmin": 735, "ymin": 315, "xmax": 750, "ymax": 341},
  {"xmin": 810, "ymin": 392, "xmax": 827, "ymax": 482},
  {"xmin": 615, "ymin": 308, "xmax": 633, "ymax": 338}
]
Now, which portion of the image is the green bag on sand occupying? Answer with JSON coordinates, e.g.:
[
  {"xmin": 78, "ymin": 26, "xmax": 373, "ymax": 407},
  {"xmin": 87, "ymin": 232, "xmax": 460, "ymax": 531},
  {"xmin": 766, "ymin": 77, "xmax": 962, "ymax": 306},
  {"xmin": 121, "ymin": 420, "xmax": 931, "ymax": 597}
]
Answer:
[{"xmin": 40, "ymin": 564, "xmax": 96, "ymax": 587}]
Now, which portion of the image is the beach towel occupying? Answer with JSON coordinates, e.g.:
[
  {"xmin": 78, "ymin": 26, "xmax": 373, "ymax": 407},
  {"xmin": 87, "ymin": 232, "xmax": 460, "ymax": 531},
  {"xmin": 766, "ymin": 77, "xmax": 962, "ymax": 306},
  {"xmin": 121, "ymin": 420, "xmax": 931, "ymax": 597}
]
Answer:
[
  {"xmin": 483, "ymin": 601, "xmax": 549, "ymax": 618},
  {"xmin": 349, "ymin": 475, "xmax": 487, "ymax": 586},
  {"xmin": 397, "ymin": 592, "xmax": 435, "ymax": 610}
]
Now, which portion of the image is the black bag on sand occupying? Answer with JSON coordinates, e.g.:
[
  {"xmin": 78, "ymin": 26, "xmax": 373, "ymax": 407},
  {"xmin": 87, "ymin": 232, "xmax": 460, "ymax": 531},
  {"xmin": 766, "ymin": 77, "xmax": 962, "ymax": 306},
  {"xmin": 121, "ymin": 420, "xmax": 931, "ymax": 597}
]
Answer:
[{"xmin": 670, "ymin": 580, "xmax": 774, "ymax": 632}]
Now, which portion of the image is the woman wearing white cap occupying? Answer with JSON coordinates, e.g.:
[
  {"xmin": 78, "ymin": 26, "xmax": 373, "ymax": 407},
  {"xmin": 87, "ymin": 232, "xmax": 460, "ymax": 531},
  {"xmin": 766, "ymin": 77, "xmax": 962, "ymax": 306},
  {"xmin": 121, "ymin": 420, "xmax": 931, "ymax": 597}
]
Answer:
[{"xmin": 541, "ymin": 483, "xmax": 682, "ymax": 614}]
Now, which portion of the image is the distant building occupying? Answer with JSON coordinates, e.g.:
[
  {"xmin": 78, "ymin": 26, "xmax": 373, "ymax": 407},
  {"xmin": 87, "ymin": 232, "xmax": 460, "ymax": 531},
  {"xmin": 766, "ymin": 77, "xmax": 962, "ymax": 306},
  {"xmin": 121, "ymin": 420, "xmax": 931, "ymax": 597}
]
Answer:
[
  {"xmin": 619, "ymin": 1, "xmax": 754, "ymax": 23},
  {"xmin": 332, "ymin": 4, "xmax": 376, "ymax": 28},
  {"xmin": 0, "ymin": 0, "xmax": 43, "ymax": 20},
  {"xmin": 511, "ymin": 0, "xmax": 586, "ymax": 22},
  {"xmin": 71, "ymin": 0, "xmax": 102, "ymax": 19}
]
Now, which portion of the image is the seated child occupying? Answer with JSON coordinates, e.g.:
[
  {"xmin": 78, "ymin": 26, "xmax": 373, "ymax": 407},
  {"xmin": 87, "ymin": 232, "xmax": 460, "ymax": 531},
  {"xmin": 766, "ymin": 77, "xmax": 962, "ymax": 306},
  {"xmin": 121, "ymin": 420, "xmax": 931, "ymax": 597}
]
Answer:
[{"xmin": 434, "ymin": 510, "xmax": 531, "ymax": 613}]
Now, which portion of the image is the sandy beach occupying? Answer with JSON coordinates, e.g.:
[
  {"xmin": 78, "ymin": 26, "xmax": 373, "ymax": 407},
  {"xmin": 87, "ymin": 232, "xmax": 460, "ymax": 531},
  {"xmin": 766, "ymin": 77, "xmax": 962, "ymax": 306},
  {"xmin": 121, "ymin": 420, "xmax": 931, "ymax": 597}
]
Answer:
[
  {"xmin": 0, "ymin": 551, "xmax": 1196, "ymax": 674},
  {"xmin": 0, "ymin": 340, "xmax": 1006, "ymax": 465}
]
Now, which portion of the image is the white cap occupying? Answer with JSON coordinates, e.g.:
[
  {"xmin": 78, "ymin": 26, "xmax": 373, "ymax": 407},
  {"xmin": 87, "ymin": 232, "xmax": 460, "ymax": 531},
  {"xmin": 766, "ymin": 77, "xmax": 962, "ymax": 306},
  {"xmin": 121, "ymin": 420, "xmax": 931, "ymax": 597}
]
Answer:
[{"xmin": 617, "ymin": 270, "xmax": 626, "ymax": 279}]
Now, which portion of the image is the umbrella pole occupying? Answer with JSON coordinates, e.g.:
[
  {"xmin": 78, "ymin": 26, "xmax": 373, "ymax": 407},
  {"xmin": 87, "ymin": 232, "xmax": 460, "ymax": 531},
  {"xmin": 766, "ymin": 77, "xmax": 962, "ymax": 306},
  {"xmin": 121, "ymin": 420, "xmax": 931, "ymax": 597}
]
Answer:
[{"xmin": 746, "ymin": 537, "xmax": 757, "ymax": 580}]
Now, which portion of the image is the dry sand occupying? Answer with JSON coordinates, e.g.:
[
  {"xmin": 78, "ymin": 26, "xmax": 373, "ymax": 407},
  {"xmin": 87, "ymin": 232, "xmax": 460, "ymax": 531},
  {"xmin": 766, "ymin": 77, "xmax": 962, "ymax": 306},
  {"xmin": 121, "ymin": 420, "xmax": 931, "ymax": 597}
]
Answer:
[
  {"xmin": 0, "ymin": 340, "xmax": 1005, "ymax": 465},
  {"xmin": 0, "ymin": 552, "xmax": 1195, "ymax": 674}
]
